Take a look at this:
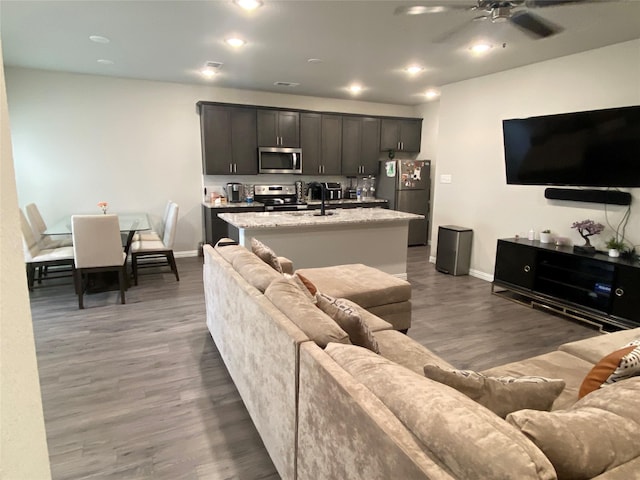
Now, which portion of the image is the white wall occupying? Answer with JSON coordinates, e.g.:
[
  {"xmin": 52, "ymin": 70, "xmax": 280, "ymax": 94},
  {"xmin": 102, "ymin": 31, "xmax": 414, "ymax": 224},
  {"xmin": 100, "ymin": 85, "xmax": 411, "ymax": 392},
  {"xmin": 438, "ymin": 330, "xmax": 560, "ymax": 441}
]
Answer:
[
  {"xmin": 5, "ymin": 67, "xmax": 416, "ymax": 253},
  {"xmin": 0, "ymin": 50, "xmax": 51, "ymax": 478},
  {"xmin": 431, "ymin": 40, "xmax": 640, "ymax": 278}
]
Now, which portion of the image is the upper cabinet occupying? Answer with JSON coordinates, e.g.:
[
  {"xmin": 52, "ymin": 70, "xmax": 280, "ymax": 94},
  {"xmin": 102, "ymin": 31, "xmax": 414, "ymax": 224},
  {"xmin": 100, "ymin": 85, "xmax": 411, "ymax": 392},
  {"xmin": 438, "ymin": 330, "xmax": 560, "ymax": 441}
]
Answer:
[
  {"xmin": 380, "ymin": 118, "xmax": 422, "ymax": 152},
  {"xmin": 342, "ymin": 116, "xmax": 381, "ymax": 176},
  {"xmin": 199, "ymin": 104, "xmax": 258, "ymax": 175},
  {"xmin": 300, "ymin": 113, "xmax": 342, "ymax": 175},
  {"xmin": 257, "ymin": 109, "xmax": 300, "ymax": 147}
]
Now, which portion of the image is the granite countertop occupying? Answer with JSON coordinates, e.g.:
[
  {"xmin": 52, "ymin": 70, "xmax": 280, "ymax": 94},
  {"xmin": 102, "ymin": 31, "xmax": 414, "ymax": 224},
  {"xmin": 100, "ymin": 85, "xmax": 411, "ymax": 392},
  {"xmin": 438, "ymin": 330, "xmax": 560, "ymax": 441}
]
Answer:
[
  {"xmin": 202, "ymin": 201, "xmax": 265, "ymax": 209},
  {"xmin": 217, "ymin": 207, "xmax": 423, "ymax": 229}
]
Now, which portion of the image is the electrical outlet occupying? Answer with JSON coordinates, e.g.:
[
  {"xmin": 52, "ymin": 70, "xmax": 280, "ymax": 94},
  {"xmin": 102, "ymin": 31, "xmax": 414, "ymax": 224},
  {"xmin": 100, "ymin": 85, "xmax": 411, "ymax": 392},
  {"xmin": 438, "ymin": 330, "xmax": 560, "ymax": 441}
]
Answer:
[{"xmin": 440, "ymin": 174, "xmax": 452, "ymax": 184}]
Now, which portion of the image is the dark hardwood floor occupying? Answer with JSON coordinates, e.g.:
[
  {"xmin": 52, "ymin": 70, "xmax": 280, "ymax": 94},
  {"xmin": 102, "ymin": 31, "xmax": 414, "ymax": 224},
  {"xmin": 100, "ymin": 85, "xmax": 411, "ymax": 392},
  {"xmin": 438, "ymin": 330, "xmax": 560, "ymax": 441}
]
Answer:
[{"xmin": 29, "ymin": 247, "xmax": 601, "ymax": 479}]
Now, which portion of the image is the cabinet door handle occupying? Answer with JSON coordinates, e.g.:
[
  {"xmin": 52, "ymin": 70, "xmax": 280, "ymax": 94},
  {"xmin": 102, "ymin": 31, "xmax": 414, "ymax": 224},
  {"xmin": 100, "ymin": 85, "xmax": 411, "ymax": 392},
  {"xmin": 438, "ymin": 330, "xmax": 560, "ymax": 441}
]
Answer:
[
  {"xmin": 229, "ymin": 163, "xmax": 233, "ymax": 173},
  {"xmin": 234, "ymin": 163, "xmax": 237, "ymax": 173},
  {"xmin": 524, "ymin": 265, "xmax": 531, "ymax": 273},
  {"xmin": 615, "ymin": 288, "xmax": 624, "ymax": 297}
]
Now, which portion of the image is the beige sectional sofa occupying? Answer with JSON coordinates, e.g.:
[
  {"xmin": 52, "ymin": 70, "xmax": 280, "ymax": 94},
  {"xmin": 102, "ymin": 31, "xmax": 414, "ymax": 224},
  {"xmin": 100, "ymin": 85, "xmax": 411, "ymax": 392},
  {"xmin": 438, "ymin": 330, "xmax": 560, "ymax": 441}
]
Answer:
[{"xmin": 202, "ymin": 242, "xmax": 640, "ymax": 480}]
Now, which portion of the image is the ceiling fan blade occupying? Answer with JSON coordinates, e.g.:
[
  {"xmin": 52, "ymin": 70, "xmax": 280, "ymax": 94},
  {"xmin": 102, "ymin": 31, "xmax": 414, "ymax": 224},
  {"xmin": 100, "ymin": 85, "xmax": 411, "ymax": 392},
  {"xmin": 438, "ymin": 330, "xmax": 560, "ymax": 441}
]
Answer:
[
  {"xmin": 394, "ymin": 2, "xmax": 476, "ymax": 15},
  {"xmin": 524, "ymin": 0, "xmax": 602, "ymax": 8},
  {"xmin": 509, "ymin": 10, "xmax": 563, "ymax": 38}
]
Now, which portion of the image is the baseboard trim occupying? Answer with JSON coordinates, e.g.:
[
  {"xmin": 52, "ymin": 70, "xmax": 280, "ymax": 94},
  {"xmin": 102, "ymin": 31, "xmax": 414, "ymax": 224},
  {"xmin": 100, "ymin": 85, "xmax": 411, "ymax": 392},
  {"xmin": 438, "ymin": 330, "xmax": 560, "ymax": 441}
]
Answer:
[
  {"xmin": 175, "ymin": 250, "xmax": 199, "ymax": 258},
  {"xmin": 427, "ymin": 256, "xmax": 493, "ymax": 282}
]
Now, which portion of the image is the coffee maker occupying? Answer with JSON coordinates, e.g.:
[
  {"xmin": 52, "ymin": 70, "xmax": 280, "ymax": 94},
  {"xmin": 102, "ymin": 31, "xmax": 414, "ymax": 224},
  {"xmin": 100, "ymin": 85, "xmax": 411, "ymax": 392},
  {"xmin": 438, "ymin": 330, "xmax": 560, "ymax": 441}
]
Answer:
[{"xmin": 226, "ymin": 182, "xmax": 243, "ymax": 203}]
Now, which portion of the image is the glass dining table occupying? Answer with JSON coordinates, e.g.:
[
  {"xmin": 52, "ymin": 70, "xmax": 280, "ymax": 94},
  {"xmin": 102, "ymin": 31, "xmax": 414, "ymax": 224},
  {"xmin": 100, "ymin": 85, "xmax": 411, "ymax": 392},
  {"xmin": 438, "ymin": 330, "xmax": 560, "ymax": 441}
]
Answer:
[{"xmin": 45, "ymin": 213, "xmax": 151, "ymax": 253}]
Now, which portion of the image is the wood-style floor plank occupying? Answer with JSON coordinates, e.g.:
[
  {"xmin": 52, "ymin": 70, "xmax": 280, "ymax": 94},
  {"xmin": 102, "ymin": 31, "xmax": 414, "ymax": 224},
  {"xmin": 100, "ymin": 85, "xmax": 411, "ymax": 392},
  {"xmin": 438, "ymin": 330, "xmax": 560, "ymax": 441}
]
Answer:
[{"xmin": 29, "ymin": 247, "xmax": 601, "ymax": 479}]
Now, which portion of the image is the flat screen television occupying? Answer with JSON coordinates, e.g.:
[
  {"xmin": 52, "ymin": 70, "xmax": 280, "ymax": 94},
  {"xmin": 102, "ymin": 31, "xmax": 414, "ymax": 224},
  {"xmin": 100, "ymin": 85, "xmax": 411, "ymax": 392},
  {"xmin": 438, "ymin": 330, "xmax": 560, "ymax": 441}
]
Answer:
[{"xmin": 503, "ymin": 105, "xmax": 640, "ymax": 187}]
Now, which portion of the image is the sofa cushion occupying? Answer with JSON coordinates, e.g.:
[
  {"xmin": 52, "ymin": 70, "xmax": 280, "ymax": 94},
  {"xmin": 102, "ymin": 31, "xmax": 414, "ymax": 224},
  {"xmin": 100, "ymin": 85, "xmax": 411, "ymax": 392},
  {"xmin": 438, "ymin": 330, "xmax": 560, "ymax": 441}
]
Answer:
[
  {"xmin": 558, "ymin": 328, "xmax": 640, "ymax": 364},
  {"xmin": 374, "ymin": 330, "xmax": 454, "ymax": 375},
  {"xmin": 326, "ymin": 343, "xmax": 557, "ymax": 480},
  {"xmin": 315, "ymin": 293, "xmax": 379, "ymax": 353},
  {"xmin": 251, "ymin": 238, "xmax": 283, "ymax": 273},
  {"xmin": 265, "ymin": 278, "xmax": 350, "ymax": 348},
  {"xmin": 482, "ymin": 350, "xmax": 594, "ymax": 411},
  {"xmin": 507, "ymin": 377, "xmax": 640, "ymax": 480},
  {"xmin": 214, "ymin": 239, "xmax": 247, "ymax": 264},
  {"xmin": 296, "ymin": 264, "xmax": 411, "ymax": 308},
  {"xmin": 424, "ymin": 365, "xmax": 565, "ymax": 419},
  {"xmin": 579, "ymin": 341, "xmax": 640, "ymax": 398},
  {"xmin": 231, "ymin": 249, "xmax": 282, "ymax": 293}
]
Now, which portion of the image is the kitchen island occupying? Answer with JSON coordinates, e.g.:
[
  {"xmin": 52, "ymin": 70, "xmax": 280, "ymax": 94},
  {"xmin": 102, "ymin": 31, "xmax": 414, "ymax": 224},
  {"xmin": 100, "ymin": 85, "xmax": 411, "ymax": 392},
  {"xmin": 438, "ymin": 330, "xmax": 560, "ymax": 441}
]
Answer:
[{"xmin": 218, "ymin": 208, "xmax": 423, "ymax": 277}]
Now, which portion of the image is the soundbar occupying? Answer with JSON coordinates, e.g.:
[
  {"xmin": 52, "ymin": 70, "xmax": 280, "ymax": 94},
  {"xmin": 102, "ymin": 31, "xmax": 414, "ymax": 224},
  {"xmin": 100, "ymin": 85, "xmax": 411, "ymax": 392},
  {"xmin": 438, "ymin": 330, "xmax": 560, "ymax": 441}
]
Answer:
[{"xmin": 544, "ymin": 188, "xmax": 632, "ymax": 206}]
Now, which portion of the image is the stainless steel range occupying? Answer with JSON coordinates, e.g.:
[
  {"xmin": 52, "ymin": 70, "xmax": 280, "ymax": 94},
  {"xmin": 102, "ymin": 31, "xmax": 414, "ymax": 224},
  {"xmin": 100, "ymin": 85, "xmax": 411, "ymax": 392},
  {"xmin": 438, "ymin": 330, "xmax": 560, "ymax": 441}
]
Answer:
[{"xmin": 254, "ymin": 184, "xmax": 308, "ymax": 211}]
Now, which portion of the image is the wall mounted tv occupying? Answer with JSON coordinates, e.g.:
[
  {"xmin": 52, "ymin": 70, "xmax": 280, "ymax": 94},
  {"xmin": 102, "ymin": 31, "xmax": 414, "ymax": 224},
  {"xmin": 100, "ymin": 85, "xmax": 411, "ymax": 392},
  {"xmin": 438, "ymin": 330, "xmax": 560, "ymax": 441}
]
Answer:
[{"xmin": 503, "ymin": 105, "xmax": 640, "ymax": 187}]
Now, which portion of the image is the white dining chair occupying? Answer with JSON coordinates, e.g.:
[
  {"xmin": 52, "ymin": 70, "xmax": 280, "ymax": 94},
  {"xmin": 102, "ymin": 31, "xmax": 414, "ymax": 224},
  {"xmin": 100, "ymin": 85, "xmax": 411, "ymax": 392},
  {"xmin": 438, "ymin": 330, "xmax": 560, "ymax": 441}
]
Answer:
[
  {"xmin": 71, "ymin": 214, "xmax": 128, "ymax": 309},
  {"xmin": 25, "ymin": 203, "xmax": 73, "ymax": 248},
  {"xmin": 130, "ymin": 202, "xmax": 180, "ymax": 285},
  {"xmin": 20, "ymin": 209, "xmax": 75, "ymax": 290},
  {"xmin": 133, "ymin": 200, "xmax": 173, "ymax": 242}
]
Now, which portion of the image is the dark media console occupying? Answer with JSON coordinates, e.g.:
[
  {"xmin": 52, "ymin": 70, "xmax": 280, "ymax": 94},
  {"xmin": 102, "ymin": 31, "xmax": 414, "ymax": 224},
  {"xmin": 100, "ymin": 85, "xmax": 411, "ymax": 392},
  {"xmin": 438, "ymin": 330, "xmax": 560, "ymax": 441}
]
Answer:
[{"xmin": 492, "ymin": 238, "xmax": 640, "ymax": 331}]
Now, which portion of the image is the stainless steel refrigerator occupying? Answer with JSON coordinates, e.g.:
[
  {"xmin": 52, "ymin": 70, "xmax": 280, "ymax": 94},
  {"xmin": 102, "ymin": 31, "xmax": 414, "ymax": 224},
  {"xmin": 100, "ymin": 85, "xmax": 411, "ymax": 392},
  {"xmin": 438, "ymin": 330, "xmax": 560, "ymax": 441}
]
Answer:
[{"xmin": 376, "ymin": 159, "xmax": 430, "ymax": 246}]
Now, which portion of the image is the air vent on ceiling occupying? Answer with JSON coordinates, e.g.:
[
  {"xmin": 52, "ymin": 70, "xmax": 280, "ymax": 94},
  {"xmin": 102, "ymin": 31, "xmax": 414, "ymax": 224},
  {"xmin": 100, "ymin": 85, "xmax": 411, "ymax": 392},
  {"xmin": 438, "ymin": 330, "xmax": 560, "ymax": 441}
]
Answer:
[
  {"xmin": 205, "ymin": 61, "xmax": 224, "ymax": 69},
  {"xmin": 273, "ymin": 81, "xmax": 300, "ymax": 87}
]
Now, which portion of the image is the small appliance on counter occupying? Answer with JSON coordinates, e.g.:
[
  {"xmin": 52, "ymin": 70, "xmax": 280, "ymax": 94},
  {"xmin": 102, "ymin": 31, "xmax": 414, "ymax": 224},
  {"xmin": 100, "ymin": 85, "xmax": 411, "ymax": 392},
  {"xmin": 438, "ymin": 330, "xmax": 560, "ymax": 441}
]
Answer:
[
  {"xmin": 344, "ymin": 177, "xmax": 358, "ymax": 199},
  {"xmin": 226, "ymin": 182, "xmax": 243, "ymax": 203},
  {"xmin": 309, "ymin": 182, "xmax": 342, "ymax": 201},
  {"xmin": 254, "ymin": 184, "xmax": 308, "ymax": 211}
]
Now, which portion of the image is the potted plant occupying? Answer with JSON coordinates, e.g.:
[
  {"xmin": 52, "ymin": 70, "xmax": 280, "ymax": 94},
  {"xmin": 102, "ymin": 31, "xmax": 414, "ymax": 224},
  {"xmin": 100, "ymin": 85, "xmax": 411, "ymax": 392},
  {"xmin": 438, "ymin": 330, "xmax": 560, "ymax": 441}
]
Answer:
[
  {"xmin": 605, "ymin": 237, "xmax": 626, "ymax": 258},
  {"xmin": 539, "ymin": 229, "xmax": 553, "ymax": 244},
  {"xmin": 571, "ymin": 219, "xmax": 604, "ymax": 254}
]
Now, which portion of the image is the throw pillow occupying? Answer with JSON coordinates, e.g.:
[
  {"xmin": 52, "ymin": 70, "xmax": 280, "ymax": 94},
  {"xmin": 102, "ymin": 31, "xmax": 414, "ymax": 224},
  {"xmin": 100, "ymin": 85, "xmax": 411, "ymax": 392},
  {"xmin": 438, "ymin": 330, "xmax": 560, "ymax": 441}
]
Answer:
[
  {"xmin": 507, "ymin": 377, "xmax": 640, "ymax": 480},
  {"xmin": 315, "ymin": 292, "xmax": 379, "ymax": 353},
  {"xmin": 423, "ymin": 365, "xmax": 565, "ymax": 419},
  {"xmin": 251, "ymin": 238, "xmax": 283, "ymax": 273},
  {"xmin": 579, "ymin": 339, "xmax": 640, "ymax": 398},
  {"xmin": 284, "ymin": 273, "xmax": 316, "ymax": 303}
]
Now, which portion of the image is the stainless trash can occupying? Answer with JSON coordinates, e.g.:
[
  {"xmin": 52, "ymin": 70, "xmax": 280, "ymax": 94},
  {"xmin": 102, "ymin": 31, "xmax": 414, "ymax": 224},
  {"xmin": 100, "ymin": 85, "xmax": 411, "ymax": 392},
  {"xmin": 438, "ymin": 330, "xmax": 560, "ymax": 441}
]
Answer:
[{"xmin": 435, "ymin": 225, "xmax": 473, "ymax": 276}]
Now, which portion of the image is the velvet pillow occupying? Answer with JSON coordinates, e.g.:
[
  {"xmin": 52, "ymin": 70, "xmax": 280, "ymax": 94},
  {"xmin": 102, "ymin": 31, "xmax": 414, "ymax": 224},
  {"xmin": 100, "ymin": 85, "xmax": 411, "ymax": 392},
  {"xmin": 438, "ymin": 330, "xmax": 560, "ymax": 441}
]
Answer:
[
  {"xmin": 507, "ymin": 377, "xmax": 640, "ymax": 480},
  {"xmin": 315, "ymin": 293, "xmax": 379, "ymax": 353},
  {"xmin": 251, "ymin": 238, "xmax": 283, "ymax": 273},
  {"xmin": 579, "ymin": 340, "xmax": 640, "ymax": 398},
  {"xmin": 284, "ymin": 273, "xmax": 316, "ymax": 303},
  {"xmin": 294, "ymin": 272, "xmax": 317, "ymax": 296},
  {"xmin": 423, "ymin": 365, "xmax": 565, "ymax": 419}
]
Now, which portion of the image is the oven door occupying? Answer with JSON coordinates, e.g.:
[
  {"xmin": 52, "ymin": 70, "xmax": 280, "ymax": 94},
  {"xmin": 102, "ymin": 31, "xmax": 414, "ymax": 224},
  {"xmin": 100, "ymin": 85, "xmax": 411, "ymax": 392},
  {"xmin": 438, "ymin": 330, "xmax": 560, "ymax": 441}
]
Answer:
[{"xmin": 259, "ymin": 147, "xmax": 302, "ymax": 174}]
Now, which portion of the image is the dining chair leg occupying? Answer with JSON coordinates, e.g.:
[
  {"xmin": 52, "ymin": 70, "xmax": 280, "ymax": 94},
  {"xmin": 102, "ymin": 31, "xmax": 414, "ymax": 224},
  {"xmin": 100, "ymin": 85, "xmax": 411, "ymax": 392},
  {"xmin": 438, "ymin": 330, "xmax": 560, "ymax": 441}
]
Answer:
[
  {"xmin": 118, "ymin": 267, "xmax": 126, "ymax": 305},
  {"xmin": 167, "ymin": 251, "xmax": 180, "ymax": 282},
  {"xmin": 132, "ymin": 254, "xmax": 139, "ymax": 286},
  {"xmin": 75, "ymin": 269, "xmax": 84, "ymax": 309}
]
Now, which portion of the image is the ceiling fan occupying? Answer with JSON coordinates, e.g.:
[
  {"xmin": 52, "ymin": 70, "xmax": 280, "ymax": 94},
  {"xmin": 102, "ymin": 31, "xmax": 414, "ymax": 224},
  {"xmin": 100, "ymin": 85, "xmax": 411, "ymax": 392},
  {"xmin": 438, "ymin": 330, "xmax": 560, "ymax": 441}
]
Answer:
[{"xmin": 395, "ymin": 1, "xmax": 598, "ymax": 41}]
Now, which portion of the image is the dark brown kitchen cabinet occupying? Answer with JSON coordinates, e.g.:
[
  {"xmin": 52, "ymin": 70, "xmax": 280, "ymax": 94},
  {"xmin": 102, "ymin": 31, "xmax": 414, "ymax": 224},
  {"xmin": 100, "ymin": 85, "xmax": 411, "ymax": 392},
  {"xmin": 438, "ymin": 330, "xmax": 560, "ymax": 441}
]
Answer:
[
  {"xmin": 300, "ymin": 113, "xmax": 342, "ymax": 175},
  {"xmin": 342, "ymin": 116, "xmax": 380, "ymax": 176},
  {"xmin": 380, "ymin": 118, "xmax": 422, "ymax": 152},
  {"xmin": 257, "ymin": 109, "xmax": 300, "ymax": 147},
  {"xmin": 199, "ymin": 104, "xmax": 257, "ymax": 175}
]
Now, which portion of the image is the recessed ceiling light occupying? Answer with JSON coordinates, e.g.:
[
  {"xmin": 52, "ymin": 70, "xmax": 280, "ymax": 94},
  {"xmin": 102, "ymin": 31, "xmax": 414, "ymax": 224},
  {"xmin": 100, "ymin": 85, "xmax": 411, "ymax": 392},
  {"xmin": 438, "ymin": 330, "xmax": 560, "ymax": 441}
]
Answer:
[
  {"xmin": 348, "ymin": 84, "xmax": 363, "ymax": 95},
  {"xmin": 97, "ymin": 59, "xmax": 114, "ymax": 65},
  {"xmin": 405, "ymin": 65, "xmax": 424, "ymax": 74},
  {"xmin": 225, "ymin": 37, "xmax": 246, "ymax": 48},
  {"xmin": 89, "ymin": 35, "xmax": 110, "ymax": 44},
  {"xmin": 233, "ymin": 0, "xmax": 263, "ymax": 11},
  {"xmin": 307, "ymin": 58, "xmax": 323, "ymax": 64},
  {"xmin": 201, "ymin": 61, "xmax": 223, "ymax": 78},
  {"xmin": 274, "ymin": 81, "xmax": 300, "ymax": 87},
  {"xmin": 425, "ymin": 89, "xmax": 440, "ymax": 99},
  {"xmin": 470, "ymin": 43, "xmax": 492, "ymax": 54}
]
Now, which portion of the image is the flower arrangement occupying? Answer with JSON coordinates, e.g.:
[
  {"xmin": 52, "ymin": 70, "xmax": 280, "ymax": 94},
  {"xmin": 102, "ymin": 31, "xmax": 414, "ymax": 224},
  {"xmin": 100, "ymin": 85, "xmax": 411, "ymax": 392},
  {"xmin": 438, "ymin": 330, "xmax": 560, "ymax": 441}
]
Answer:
[
  {"xmin": 571, "ymin": 219, "xmax": 604, "ymax": 246},
  {"xmin": 97, "ymin": 201, "xmax": 108, "ymax": 214}
]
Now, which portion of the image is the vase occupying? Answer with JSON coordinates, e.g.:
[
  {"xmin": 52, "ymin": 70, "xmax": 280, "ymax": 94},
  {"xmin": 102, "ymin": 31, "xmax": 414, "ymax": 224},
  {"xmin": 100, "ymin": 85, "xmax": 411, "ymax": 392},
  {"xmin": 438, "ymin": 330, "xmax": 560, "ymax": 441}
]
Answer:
[
  {"xmin": 539, "ymin": 233, "xmax": 553, "ymax": 244},
  {"xmin": 608, "ymin": 249, "xmax": 620, "ymax": 258}
]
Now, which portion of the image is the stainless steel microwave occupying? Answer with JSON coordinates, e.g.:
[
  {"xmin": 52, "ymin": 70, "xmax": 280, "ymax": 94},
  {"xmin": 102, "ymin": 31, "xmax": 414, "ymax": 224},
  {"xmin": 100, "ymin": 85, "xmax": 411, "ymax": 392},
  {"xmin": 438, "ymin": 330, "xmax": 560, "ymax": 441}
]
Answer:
[{"xmin": 258, "ymin": 147, "xmax": 302, "ymax": 174}]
